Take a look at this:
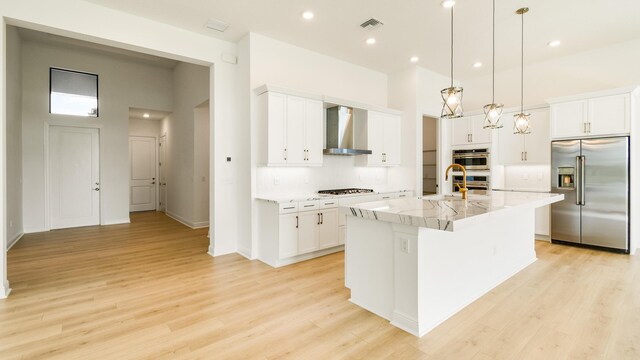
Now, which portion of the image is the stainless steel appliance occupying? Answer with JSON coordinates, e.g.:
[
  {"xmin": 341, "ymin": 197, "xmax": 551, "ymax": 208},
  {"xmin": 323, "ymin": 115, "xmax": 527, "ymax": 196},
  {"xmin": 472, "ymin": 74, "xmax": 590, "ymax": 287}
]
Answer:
[
  {"xmin": 324, "ymin": 106, "xmax": 372, "ymax": 156},
  {"xmin": 452, "ymin": 148, "xmax": 490, "ymax": 170},
  {"xmin": 452, "ymin": 175, "xmax": 490, "ymax": 192},
  {"xmin": 318, "ymin": 188, "xmax": 374, "ymax": 196},
  {"xmin": 551, "ymin": 137, "xmax": 630, "ymax": 252}
]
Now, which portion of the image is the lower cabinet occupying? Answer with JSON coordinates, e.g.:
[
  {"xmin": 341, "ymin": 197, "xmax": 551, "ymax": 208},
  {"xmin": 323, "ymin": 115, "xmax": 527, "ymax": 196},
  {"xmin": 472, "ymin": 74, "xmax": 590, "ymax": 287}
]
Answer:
[{"xmin": 279, "ymin": 213, "xmax": 299, "ymax": 258}]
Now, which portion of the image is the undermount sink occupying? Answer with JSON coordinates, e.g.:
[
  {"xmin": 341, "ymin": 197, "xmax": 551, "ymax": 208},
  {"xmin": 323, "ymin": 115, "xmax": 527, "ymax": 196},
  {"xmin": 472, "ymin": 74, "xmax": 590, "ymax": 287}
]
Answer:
[{"xmin": 424, "ymin": 192, "xmax": 491, "ymax": 202}]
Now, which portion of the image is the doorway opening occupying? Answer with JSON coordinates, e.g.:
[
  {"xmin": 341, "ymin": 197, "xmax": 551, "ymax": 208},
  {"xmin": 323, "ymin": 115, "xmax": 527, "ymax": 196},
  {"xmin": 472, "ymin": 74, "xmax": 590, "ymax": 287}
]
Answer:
[{"xmin": 422, "ymin": 116, "xmax": 439, "ymax": 195}]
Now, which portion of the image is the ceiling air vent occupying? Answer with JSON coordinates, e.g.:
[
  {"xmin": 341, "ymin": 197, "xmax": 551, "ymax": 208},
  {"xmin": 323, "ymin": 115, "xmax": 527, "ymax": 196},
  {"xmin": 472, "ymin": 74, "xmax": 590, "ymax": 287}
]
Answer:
[
  {"xmin": 360, "ymin": 18, "xmax": 384, "ymax": 30},
  {"xmin": 205, "ymin": 18, "xmax": 229, "ymax": 32}
]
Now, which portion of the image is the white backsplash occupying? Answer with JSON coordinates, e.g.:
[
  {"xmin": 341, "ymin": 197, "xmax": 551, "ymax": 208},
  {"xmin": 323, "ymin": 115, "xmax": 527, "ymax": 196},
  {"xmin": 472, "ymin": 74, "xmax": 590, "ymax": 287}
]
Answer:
[
  {"xmin": 503, "ymin": 165, "xmax": 551, "ymax": 191},
  {"xmin": 256, "ymin": 156, "xmax": 390, "ymax": 196}
]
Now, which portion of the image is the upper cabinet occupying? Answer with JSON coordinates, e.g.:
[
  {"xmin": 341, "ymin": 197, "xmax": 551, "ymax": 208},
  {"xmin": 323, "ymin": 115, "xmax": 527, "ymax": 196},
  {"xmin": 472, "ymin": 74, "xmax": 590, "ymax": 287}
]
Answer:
[
  {"xmin": 550, "ymin": 92, "xmax": 631, "ymax": 139},
  {"xmin": 451, "ymin": 115, "xmax": 492, "ymax": 146},
  {"xmin": 363, "ymin": 111, "xmax": 401, "ymax": 166},
  {"xmin": 498, "ymin": 108, "xmax": 550, "ymax": 165},
  {"xmin": 262, "ymin": 91, "xmax": 324, "ymax": 166}
]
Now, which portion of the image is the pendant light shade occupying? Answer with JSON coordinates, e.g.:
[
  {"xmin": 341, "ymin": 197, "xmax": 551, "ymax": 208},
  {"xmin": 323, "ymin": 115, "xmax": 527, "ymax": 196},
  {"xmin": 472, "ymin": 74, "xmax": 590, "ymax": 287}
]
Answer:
[
  {"xmin": 514, "ymin": 7, "xmax": 531, "ymax": 134},
  {"xmin": 483, "ymin": 0, "xmax": 503, "ymax": 129},
  {"xmin": 441, "ymin": 5, "xmax": 464, "ymax": 119}
]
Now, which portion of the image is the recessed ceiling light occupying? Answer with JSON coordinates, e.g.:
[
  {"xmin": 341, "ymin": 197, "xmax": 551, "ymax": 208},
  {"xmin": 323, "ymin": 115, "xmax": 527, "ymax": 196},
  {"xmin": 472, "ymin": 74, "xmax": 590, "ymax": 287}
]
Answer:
[
  {"xmin": 366, "ymin": 37, "xmax": 376, "ymax": 45},
  {"xmin": 143, "ymin": 113, "xmax": 150, "ymax": 118},
  {"xmin": 410, "ymin": 56, "xmax": 419, "ymax": 63},
  {"xmin": 302, "ymin": 11, "xmax": 314, "ymax": 20},
  {"xmin": 473, "ymin": 62, "xmax": 483, "ymax": 68},
  {"xmin": 548, "ymin": 40, "xmax": 561, "ymax": 47},
  {"xmin": 441, "ymin": 0, "xmax": 456, "ymax": 8}
]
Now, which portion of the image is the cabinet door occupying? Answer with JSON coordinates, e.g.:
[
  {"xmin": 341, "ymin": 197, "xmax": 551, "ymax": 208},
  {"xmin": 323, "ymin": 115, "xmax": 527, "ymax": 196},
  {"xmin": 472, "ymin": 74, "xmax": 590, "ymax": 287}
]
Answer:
[
  {"xmin": 588, "ymin": 94, "xmax": 630, "ymax": 136},
  {"xmin": 297, "ymin": 211, "xmax": 319, "ymax": 254},
  {"xmin": 267, "ymin": 93, "xmax": 287, "ymax": 165},
  {"xmin": 470, "ymin": 115, "xmax": 492, "ymax": 144},
  {"xmin": 523, "ymin": 108, "xmax": 550, "ymax": 164},
  {"xmin": 318, "ymin": 209, "xmax": 339, "ymax": 248},
  {"xmin": 304, "ymin": 99, "xmax": 324, "ymax": 165},
  {"xmin": 367, "ymin": 111, "xmax": 385, "ymax": 166},
  {"xmin": 451, "ymin": 118, "xmax": 470, "ymax": 146},
  {"xmin": 498, "ymin": 114, "xmax": 525, "ymax": 165},
  {"xmin": 279, "ymin": 213, "xmax": 299, "ymax": 258},
  {"xmin": 550, "ymin": 100, "xmax": 587, "ymax": 139},
  {"xmin": 286, "ymin": 95, "xmax": 306, "ymax": 164},
  {"xmin": 383, "ymin": 114, "xmax": 401, "ymax": 165}
]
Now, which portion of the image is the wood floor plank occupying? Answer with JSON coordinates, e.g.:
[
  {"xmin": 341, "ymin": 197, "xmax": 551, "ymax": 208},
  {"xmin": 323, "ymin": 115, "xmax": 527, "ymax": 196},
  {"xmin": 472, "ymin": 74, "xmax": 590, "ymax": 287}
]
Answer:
[{"xmin": 2, "ymin": 211, "xmax": 639, "ymax": 359}]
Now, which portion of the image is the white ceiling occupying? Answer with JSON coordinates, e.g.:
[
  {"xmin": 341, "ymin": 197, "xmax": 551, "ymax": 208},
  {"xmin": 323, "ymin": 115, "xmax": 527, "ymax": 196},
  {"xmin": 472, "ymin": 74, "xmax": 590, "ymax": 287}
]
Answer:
[
  {"xmin": 83, "ymin": 0, "xmax": 640, "ymax": 81},
  {"xmin": 129, "ymin": 107, "xmax": 171, "ymax": 121}
]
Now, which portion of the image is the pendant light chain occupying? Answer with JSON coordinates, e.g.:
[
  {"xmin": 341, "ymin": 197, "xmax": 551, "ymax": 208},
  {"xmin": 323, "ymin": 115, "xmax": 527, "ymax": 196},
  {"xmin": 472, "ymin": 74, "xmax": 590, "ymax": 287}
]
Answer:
[
  {"xmin": 520, "ymin": 8, "xmax": 524, "ymax": 114},
  {"xmin": 451, "ymin": 7, "xmax": 454, "ymax": 88},
  {"xmin": 492, "ymin": 0, "xmax": 495, "ymax": 104}
]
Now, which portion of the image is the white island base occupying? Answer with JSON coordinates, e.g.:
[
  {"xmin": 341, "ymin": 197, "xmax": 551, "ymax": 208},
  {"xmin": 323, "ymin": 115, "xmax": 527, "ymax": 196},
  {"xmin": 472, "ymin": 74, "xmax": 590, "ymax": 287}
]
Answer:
[{"xmin": 346, "ymin": 206, "xmax": 538, "ymax": 337}]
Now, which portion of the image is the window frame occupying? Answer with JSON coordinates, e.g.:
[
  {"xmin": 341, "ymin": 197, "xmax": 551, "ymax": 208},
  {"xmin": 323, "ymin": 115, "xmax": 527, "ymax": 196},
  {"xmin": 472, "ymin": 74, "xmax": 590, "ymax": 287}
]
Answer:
[{"xmin": 49, "ymin": 67, "xmax": 100, "ymax": 117}]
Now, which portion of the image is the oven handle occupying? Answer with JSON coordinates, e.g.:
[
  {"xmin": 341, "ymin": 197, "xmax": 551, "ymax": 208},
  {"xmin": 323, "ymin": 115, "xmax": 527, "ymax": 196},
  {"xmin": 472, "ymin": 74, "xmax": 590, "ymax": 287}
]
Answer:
[{"xmin": 452, "ymin": 153, "xmax": 489, "ymax": 159}]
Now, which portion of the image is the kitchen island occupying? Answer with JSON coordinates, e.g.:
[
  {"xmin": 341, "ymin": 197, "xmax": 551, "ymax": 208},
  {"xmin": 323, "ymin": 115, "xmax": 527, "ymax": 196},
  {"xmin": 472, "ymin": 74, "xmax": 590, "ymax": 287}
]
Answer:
[{"xmin": 342, "ymin": 191, "xmax": 564, "ymax": 337}]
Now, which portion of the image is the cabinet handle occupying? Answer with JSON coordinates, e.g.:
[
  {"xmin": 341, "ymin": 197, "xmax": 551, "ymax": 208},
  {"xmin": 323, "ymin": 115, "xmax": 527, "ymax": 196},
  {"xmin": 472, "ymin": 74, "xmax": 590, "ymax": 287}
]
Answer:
[
  {"xmin": 470, "ymin": 134, "xmax": 473, "ymax": 143},
  {"xmin": 284, "ymin": 148, "xmax": 287, "ymax": 161},
  {"xmin": 467, "ymin": 134, "xmax": 471, "ymax": 143},
  {"xmin": 521, "ymin": 152, "xmax": 524, "ymax": 161},
  {"xmin": 296, "ymin": 215, "xmax": 299, "ymax": 229},
  {"xmin": 320, "ymin": 212, "xmax": 324, "ymax": 225},
  {"xmin": 317, "ymin": 213, "xmax": 321, "ymax": 225},
  {"xmin": 583, "ymin": 123, "xmax": 587, "ymax": 133},
  {"xmin": 588, "ymin": 122, "xmax": 591, "ymax": 133},
  {"xmin": 525, "ymin": 152, "xmax": 528, "ymax": 161}
]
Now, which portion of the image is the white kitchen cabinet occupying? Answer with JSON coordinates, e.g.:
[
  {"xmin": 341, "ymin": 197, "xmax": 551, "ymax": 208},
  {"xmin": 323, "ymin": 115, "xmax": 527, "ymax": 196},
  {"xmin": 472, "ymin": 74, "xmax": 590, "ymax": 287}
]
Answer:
[
  {"xmin": 297, "ymin": 211, "xmax": 320, "ymax": 255},
  {"xmin": 451, "ymin": 115, "xmax": 491, "ymax": 146},
  {"xmin": 366, "ymin": 111, "xmax": 401, "ymax": 166},
  {"xmin": 550, "ymin": 93, "xmax": 630, "ymax": 139},
  {"xmin": 319, "ymin": 208, "xmax": 339, "ymax": 249},
  {"xmin": 261, "ymin": 92, "xmax": 323, "ymax": 166},
  {"xmin": 279, "ymin": 213, "xmax": 298, "ymax": 258},
  {"xmin": 498, "ymin": 108, "xmax": 550, "ymax": 165}
]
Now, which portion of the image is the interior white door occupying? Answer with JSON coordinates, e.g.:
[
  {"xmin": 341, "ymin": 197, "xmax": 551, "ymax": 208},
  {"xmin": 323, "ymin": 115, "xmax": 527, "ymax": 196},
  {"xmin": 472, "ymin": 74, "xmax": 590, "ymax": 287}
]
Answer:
[
  {"xmin": 129, "ymin": 136, "xmax": 157, "ymax": 212},
  {"xmin": 49, "ymin": 126, "xmax": 100, "ymax": 229},
  {"xmin": 158, "ymin": 135, "xmax": 167, "ymax": 212}
]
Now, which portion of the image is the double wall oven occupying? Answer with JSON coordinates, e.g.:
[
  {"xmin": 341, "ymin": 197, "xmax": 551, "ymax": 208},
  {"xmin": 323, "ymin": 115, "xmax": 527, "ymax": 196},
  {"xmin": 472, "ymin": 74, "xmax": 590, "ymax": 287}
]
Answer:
[{"xmin": 451, "ymin": 148, "xmax": 491, "ymax": 193}]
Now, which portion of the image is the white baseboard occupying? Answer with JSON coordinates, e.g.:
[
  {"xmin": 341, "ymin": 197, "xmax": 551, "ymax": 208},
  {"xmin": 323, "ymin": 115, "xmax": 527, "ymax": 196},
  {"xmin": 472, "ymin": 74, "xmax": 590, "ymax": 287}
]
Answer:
[
  {"xmin": 237, "ymin": 247, "xmax": 252, "ymax": 260},
  {"xmin": 102, "ymin": 218, "xmax": 131, "ymax": 226},
  {"xmin": 7, "ymin": 232, "xmax": 24, "ymax": 250},
  {"xmin": 166, "ymin": 211, "xmax": 209, "ymax": 229},
  {"xmin": 0, "ymin": 281, "xmax": 11, "ymax": 299},
  {"xmin": 535, "ymin": 234, "xmax": 551, "ymax": 242}
]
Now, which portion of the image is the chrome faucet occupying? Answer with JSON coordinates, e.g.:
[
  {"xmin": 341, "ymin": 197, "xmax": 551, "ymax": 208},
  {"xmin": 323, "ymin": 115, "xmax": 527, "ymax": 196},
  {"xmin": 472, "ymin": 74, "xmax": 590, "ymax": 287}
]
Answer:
[{"xmin": 445, "ymin": 164, "xmax": 468, "ymax": 200}]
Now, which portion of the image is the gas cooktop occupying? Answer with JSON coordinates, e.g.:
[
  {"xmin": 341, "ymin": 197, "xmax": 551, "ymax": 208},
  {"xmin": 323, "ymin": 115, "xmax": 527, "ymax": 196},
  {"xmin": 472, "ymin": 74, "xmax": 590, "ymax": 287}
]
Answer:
[{"xmin": 317, "ymin": 188, "xmax": 374, "ymax": 196}]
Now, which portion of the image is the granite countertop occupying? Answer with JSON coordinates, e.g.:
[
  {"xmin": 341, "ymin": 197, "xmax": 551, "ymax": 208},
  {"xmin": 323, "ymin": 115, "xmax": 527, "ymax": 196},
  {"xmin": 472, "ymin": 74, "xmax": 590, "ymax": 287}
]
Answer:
[
  {"xmin": 342, "ymin": 190, "xmax": 564, "ymax": 232},
  {"xmin": 256, "ymin": 189, "xmax": 413, "ymax": 204}
]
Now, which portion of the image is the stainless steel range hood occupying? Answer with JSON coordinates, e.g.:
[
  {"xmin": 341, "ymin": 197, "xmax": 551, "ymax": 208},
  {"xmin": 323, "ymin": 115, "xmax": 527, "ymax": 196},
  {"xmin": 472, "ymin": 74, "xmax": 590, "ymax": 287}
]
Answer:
[{"xmin": 324, "ymin": 106, "xmax": 372, "ymax": 156}]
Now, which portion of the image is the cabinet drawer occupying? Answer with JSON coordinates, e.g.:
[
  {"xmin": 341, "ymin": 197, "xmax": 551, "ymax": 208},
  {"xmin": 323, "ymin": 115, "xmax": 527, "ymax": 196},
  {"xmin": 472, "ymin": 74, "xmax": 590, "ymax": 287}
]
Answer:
[
  {"xmin": 397, "ymin": 192, "xmax": 413, "ymax": 198},
  {"xmin": 378, "ymin": 193, "xmax": 395, "ymax": 200},
  {"xmin": 298, "ymin": 200, "xmax": 319, "ymax": 211},
  {"xmin": 320, "ymin": 199, "xmax": 338, "ymax": 209},
  {"xmin": 279, "ymin": 203, "xmax": 298, "ymax": 214}
]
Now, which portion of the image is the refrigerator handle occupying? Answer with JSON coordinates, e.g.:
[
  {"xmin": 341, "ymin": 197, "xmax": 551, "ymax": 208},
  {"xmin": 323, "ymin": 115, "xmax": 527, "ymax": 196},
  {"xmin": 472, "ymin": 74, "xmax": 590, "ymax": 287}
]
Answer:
[
  {"xmin": 580, "ymin": 155, "xmax": 586, "ymax": 205},
  {"xmin": 576, "ymin": 156, "xmax": 582, "ymax": 205}
]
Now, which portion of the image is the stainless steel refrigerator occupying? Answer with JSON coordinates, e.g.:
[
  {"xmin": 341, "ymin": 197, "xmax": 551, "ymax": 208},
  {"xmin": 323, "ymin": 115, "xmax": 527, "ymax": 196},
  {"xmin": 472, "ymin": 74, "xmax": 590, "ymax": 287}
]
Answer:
[{"xmin": 551, "ymin": 137, "xmax": 630, "ymax": 252}]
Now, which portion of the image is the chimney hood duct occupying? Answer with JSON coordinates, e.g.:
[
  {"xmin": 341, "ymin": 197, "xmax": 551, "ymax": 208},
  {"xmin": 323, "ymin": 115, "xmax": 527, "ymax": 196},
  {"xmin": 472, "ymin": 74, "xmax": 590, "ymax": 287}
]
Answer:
[{"xmin": 324, "ymin": 106, "xmax": 372, "ymax": 156}]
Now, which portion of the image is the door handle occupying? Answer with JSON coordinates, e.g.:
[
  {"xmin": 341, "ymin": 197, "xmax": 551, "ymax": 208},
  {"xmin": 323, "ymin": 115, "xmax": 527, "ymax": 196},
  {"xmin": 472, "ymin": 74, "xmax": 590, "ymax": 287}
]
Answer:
[
  {"xmin": 576, "ymin": 156, "xmax": 582, "ymax": 205},
  {"xmin": 151, "ymin": 181, "xmax": 156, "ymax": 184},
  {"xmin": 296, "ymin": 215, "xmax": 299, "ymax": 229},
  {"xmin": 580, "ymin": 155, "xmax": 586, "ymax": 205},
  {"xmin": 93, "ymin": 187, "xmax": 100, "ymax": 191}
]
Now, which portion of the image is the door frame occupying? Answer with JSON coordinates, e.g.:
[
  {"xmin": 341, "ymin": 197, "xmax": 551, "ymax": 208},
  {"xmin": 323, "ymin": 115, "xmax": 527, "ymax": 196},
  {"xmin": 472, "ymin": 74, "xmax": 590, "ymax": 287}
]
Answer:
[
  {"xmin": 44, "ymin": 121, "xmax": 104, "ymax": 231},
  {"xmin": 158, "ymin": 133, "xmax": 167, "ymax": 212},
  {"xmin": 128, "ymin": 135, "xmax": 159, "ymax": 212}
]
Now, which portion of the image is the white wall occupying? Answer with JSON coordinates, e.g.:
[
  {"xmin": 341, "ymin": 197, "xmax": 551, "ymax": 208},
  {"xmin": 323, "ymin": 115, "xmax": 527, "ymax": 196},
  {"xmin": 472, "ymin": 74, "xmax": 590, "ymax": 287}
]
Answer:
[
  {"xmin": 1, "ymin": 0, "xmax": 244, "ymax": 297},
  {"xmin": 193, "ymin": 101, "xmax": 210, "ymax": 226},
  {"xmin": 463, "ymin": 38, "xmax": 640, "ymax": 111},
  {"xmin": 246, "ymin": 32, "xmax": 391, "ymax": 258},
  {"xmin": 21, "ymin": 38, "xmax": 173, "ymax": 231},
  {"xmin": 6, "ymin": 26, "xmax": 22, "ymax": 249},
  {"xmin": 129, "ymin": 118, "xmax": 161, "ymax": 138},
  {"xmin": 162, "ymin": 62, "xmax": 209, "ymax": 226}
]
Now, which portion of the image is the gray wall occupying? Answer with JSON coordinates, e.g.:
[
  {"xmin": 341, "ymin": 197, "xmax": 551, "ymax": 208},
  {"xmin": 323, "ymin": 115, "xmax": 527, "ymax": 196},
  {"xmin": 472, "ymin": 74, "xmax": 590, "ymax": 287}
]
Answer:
[{"xmin": 6, "ymin": 26, "xmax": 23, "ymax": 248}]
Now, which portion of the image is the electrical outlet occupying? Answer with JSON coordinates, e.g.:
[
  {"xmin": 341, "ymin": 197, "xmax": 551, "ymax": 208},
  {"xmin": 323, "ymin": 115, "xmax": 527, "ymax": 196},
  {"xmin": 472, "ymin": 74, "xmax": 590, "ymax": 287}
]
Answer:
[{"xmin": 401, "ymin": 238, "xmax": 410, "ymax": 254}]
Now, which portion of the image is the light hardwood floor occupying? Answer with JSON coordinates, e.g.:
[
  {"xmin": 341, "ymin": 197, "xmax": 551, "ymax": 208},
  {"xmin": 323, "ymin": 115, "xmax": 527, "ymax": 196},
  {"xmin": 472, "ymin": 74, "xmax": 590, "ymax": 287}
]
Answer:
[{"xmin": 2, "ymin": 211, "xmax": 639, "ymax": 359}]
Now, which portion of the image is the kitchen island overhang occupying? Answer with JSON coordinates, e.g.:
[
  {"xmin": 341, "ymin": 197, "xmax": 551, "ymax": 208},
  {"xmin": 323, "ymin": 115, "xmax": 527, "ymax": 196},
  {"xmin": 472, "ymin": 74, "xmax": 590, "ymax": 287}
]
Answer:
[{"xmin": 342, "ymin": 191, "xmax": 564, "ymax": 337}]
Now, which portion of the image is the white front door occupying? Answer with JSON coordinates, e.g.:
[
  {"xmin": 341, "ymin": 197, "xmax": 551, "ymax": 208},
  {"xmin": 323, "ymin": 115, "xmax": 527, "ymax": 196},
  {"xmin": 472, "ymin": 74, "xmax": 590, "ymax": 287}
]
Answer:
[
  {"xmin": 129, "ymin": 136, "xmax": 157, "ymax": 212},
  {"xmin": 158, "ymin": 135, "xmax": 167, "ymax": 212},
  {"xmin": 49, "ymin": 126, "xmax": 100, "ymax": 229}
]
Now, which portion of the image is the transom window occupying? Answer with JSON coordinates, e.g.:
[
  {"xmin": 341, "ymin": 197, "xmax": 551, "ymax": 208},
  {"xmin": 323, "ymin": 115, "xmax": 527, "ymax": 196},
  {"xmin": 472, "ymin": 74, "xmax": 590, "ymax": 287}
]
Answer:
[{"xmin": 49, "ymin": 68, "xmax": 99, "ymax": 117}]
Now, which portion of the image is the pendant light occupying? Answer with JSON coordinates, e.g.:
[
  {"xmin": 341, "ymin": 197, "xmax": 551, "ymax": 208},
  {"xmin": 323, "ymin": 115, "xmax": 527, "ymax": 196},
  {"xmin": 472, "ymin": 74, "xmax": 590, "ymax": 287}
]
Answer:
[
  {"xmin": 513, "ymin": 7, "xmax": 531, "ymax": 134},
  {"xmin": 440, "ymin": 3, "xmax": 464, "ymax": 119},
  {"xmin": 483, "ymin": 0, "xmax": 503, "ymax": 129}
]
